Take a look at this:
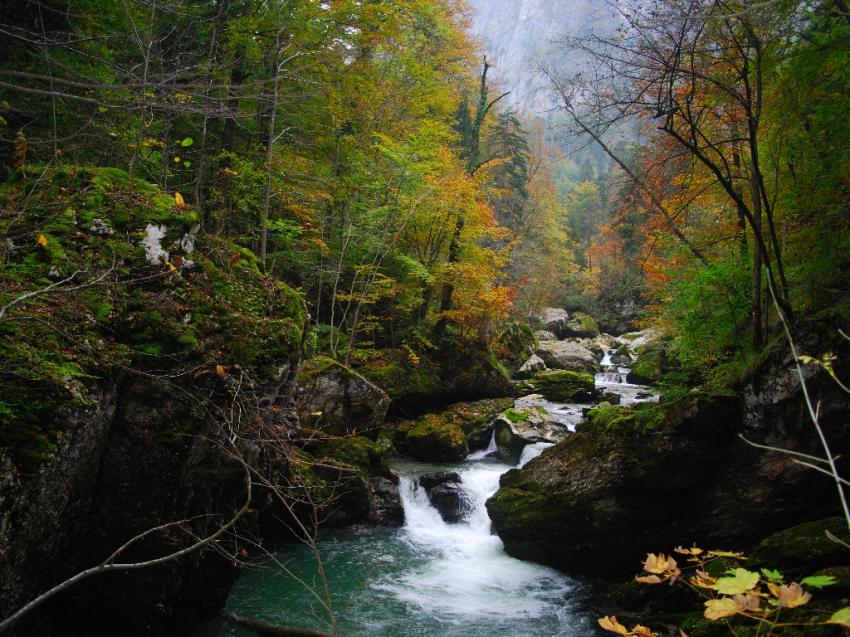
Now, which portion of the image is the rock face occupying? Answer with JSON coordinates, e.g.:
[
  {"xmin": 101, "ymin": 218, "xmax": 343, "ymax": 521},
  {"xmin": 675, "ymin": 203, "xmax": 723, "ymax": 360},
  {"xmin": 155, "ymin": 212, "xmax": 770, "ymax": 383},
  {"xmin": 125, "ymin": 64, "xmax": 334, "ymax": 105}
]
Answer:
[
  {"xmin": 534, "ymin": 330, "xmax": 558, "ymax": 341},
  {"xmin": 488, "ymin": 319, "xmax": 850, "ymax": 576},
  {"xmin": 296, "ymin": 357, "xmax": 391, "ymax": 436},
  {"xmin": 419, "ymin": 472, "xmax": 467, "ymax": 523},
  {"xmin": 493, "ymin": 408, "xmax": 566, "ymax": 464},
  {"xmin": 535, "ymin": 341, "xmax": 600, "ymax": 375}
]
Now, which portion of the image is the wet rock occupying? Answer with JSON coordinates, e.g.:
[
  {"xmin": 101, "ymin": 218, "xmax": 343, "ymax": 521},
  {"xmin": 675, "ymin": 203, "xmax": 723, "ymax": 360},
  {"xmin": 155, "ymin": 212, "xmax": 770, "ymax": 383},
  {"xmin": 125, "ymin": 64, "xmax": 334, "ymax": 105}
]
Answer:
[
  {"xmin": 493, "ymin": 407, "xmax": 567, "ymax": 465},
  {"xmin": 368, "ymin": 474, "xmax": 404, "ymax": 526},
  {"xmin": 419, "ymin": 472, "xmax": 467, "ymax": 523},
  {"xmin": 516, "ymin": 354, "xmax": 547, "ymax": 379},
  {"xmin": 599, "ymin": 392, "xmax": 622, "ymax": 405},
  {"xmin": 534, "ymin": 341, "xmax": 600, "ymax": 375}
]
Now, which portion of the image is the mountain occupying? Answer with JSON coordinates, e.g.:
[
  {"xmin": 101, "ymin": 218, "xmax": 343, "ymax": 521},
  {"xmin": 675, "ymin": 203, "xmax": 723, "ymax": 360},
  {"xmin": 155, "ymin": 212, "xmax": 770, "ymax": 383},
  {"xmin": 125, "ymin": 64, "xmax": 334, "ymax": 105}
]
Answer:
[{"xmin": 466, "ymin": 0, "xmax": 621, "ymax": 115}]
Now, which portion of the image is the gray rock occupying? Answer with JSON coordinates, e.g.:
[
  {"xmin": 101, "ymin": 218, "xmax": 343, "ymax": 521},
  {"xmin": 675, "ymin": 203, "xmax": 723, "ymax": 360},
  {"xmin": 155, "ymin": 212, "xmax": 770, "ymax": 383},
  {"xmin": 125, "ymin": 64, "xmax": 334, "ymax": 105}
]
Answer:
[
  {"xmin": 493, "ymin": 408, "xmax": 566, "ymax": 464},
  {"xmin": 537, "ymin": 307, "xmax": 570, "ymax": 338},
  {"xmin": 368, "ymin": 474, "xmax": 404, "ymax": 526},
  {"xmin": 296, "ymin": 363, "xmax": 390, "ymax": 435},
  {"xmin": 535, "ymin": 341, "xmax": 600, "ymax": 375},
  {"xmin": 419, "ymin": 472, "xmax": 467, "ymax": 523},
  {"xmin": 516, "ymin": 354, "xmax": 547, "ymax": 379},
  {"xmin": 534, "ymin": 330, "xmax": 558, "ymax": 341}
]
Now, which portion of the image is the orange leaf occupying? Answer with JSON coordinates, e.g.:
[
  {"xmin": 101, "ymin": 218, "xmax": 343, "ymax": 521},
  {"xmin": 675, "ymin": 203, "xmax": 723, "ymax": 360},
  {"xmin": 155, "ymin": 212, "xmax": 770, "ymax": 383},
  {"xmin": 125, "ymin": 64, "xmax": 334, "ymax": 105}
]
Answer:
[
  {"xmin": 174, "ymin": 192, "xmax": 186, "ymax": 209},
  {"xmin": 215, "ymin": 364, "xmax": 227, "ymax": 378},
  {"xmin": 37, "ymin": 234, "xmax": 49, "ymax": 248},
  {"xmin": 598, "ymin": 616, "xmax": 630, "ymax": 636}
]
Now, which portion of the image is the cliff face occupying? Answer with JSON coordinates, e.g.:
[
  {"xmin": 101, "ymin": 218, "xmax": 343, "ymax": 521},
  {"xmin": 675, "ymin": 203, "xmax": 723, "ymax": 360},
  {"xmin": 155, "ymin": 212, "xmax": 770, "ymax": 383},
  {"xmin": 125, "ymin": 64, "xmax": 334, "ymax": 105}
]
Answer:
[
  {"xmin": 0, "ymin": 167, "xmax": 308, "ymax": 635},
  {"xmin": 466, "ymin": 0, "xmax": 620, "ymax": 114}
]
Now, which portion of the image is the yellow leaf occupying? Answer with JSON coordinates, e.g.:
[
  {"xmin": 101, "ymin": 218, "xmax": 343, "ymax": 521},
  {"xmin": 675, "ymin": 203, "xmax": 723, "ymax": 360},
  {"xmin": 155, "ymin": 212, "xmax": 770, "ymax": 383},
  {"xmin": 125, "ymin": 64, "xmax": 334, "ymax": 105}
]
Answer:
[
  {"xmin": 643, "ymin": 553, "xmax": 678, "ymax": 575},
  {"xmin": 174, "ymin": 192, "xmax": 186, "ymax": 209},
  {"xmin": 598, "ymin": 616, "xmax": 630, "ymax": 636},
  {"xmin": 631, "ymin": 626, "xmax": 657, "ymax": 637},
  {"xmin": 216, "ymin": 364, "xmax": 226, "ymax": 378},
  {"xmin": 712, "ymin": 569, "xmax": 759, "ymax": 595},
  {"xmin": 675, "ymin": 546, "xmax": 703, "ymax": 556},
  {"xmin": 37, "ymin": 234, "xmax": 49, "ymax": 248},
  {"xmin": 704, "ymin": 598, "xmax": 739, "ymax": 621}
]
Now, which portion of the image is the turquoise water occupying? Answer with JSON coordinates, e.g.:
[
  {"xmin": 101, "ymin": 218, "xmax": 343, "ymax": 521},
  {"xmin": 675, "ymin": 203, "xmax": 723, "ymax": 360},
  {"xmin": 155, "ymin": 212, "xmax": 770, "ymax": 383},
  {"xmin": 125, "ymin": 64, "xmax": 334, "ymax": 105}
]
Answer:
[{"xmin": 195, "ymin": 454, "xmax": 593, "ymax": 637}]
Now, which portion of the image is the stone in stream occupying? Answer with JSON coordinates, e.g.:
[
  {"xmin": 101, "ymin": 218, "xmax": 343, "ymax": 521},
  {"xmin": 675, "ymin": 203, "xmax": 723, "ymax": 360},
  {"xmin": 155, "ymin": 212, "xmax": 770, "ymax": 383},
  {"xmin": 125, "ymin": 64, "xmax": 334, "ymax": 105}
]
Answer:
[
  {"xmin": 534, "ymin": 340, "xmax": 600, "ymax": 375},
  {"xmin": 419, "ymin": 472, "xmax": 467, "ymax": 523},
  {"xmin": 517, "ymin": 370, "xmax": 597, "ymax": 403},
  {"xmin": 367, "ymin": 474, "xmax": 405, "ymax": 526},
  {"xmin": 493, "ymin": 407, "xmax": 567, "ymax": 465}
]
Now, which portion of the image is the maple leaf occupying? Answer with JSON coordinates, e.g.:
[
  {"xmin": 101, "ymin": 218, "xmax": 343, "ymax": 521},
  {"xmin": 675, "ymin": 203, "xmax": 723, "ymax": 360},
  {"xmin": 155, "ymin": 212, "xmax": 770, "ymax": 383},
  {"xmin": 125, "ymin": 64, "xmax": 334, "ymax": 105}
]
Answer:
[
  {"xmin": 769, "ymin": 582, "xmax": 811, "ymax": 608},
  {"xmin": 598, "ymin": 616, "xmax": 630, "ymax": 635},
  {"xmin": 704, "ymin": 598, "xmax": 739, "ymax": 621},
  {"xmin": 732, "ymin": 593, "xmax": 761, "ymax": 612},
  {"xmin": 712, "ymin": 569, "xmax": 759, "ymax": 595},
  {"xmin": 643, "ymin": 553, "xmax": 677, "ymax": 574}
]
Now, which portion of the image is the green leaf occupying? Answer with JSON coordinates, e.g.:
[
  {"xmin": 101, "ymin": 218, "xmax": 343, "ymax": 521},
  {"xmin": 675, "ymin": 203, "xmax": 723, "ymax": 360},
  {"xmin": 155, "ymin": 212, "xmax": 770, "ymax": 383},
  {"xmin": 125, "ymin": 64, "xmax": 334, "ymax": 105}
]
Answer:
[
  {"xmin": 97, "ymin": 106, "xmax": 108, "ymax": 114},
  {"xmin": 800, "ymin": 575, "xmax": 836, "ymax": 589},
  {"xmin": 760, "ymin": 568, "xmax": 783, "ymax": 582},
  {"xmin": 712, "ymin": 569, "xmax": 760, "ymax": 595},
  {"xmin": 180, "ymin": 137, "xmax": 194, "ymax": 147},
  {"xmin": 183, "ymin": 160, "xmax": 192, "ymax": 168},
  {"xmin": 827, "ymin": 607, "xmax": 850, "ymax": 627}
]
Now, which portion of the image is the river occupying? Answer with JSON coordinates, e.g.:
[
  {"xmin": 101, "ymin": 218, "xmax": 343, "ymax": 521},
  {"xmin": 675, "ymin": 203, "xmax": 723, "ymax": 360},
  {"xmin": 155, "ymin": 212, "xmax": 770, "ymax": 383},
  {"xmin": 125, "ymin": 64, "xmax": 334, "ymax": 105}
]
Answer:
[{"xmin": 196, "ymin": 346, "xmax": 655, "ymax": 637}]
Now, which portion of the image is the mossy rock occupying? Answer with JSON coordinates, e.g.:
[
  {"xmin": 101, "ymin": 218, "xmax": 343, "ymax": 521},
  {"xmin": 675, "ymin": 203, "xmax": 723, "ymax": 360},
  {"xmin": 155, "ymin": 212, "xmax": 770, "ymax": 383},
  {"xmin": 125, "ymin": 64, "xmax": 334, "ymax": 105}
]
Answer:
[
  {"xmin": 627, "ymin": 342, "xmax": 668, "ymax": 385},
  {"xmin": 0, "ymin": 165, "xmax": 307, "ymax": 463},
  {"xmin": 394, "ymin": 414, "xmax": 469, "ymax": 462},
  {"xmin": 495, "ymin": 321, "xmax": 537, "ymax": 368},
  {"xmin": 518, "ymin": 370, "xmax": 596, "ymax": 402},
  {"xmin": 562, "ymin": 311, "xmax": 600, "ymax": 338},
  {"xmin": 306, "ymin": 435, "xmax": 384, "ymax": 475},
  {"xmin": 749, "ymin": 517, "xmax": 850, "ymax": 576}
]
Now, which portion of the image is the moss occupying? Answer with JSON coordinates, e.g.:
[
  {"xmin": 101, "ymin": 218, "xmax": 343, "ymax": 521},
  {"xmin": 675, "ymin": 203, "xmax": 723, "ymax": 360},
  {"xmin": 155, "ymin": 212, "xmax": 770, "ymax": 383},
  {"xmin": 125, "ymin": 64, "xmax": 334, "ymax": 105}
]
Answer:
[
  {"xmin": 564, "ymin": 311, "xmax": 600, "ymax": 338},
  {"xmin": 503, "ymin": 407, "xmax": 530, "ymax": 424},
  {"xmin": 749, "ymin": 517, "xmax": 849, "ymax": 575},
  {"xmin": 0, "ymin": 165, "xmax": 307, "ymax": 464},
  {"xmin": 395, "ymin": 413, "xmax": 469, "ymax": 462},
  {"xmin": 519, "ymin": 369, "xmax": 596, "ymax": 402}
]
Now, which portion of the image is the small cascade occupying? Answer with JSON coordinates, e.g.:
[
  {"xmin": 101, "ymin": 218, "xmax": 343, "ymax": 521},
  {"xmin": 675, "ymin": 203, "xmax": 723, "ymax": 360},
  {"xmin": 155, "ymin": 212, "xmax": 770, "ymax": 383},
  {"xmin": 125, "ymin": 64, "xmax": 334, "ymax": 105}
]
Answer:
[{"xmin": 595, "ymin": 346, "xmax": 660, "ymax": 406}]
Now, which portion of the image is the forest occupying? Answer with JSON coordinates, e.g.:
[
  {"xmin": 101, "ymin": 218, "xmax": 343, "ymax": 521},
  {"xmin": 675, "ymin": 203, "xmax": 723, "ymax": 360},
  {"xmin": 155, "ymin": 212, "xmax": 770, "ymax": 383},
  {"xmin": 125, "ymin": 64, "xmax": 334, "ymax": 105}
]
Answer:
[{"xmin": 0, "ymin": 0, "xmax": 849, "ymax": 636}]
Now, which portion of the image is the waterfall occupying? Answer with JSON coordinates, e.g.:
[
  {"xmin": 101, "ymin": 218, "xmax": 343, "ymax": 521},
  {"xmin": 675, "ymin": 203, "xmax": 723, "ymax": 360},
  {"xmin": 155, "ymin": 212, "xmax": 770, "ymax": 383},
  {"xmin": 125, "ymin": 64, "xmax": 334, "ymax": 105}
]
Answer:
[{"xmin": 382, "ymin": 444, "xmax": 572, "ymax": 626}]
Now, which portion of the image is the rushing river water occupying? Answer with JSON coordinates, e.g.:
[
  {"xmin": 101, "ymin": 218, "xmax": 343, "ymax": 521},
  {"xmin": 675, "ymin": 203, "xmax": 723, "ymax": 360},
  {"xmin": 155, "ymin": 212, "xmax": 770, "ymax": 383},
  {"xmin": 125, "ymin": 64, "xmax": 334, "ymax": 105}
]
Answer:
[{"xmin": 197, "ymin": 345, "xmax": 656, "ymax": 637}]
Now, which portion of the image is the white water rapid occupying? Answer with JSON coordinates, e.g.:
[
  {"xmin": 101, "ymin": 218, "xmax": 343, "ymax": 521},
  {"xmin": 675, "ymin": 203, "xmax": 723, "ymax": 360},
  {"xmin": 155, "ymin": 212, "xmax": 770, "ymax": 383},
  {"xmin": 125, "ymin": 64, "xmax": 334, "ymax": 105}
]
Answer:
[{"xmin": 381, "ymin": 442, "xmax": 578, "ymax": 631}]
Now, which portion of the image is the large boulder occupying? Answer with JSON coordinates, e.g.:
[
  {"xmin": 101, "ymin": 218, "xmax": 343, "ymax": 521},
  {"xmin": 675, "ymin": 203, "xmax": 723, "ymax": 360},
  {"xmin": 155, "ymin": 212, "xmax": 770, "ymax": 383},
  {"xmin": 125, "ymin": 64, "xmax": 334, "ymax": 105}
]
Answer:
[
  {"xmin": 488, "ymin": 326, "xmax": 850, "ymax": 578},
  {"xmin": 626, "ymin": 342, "xmax": 668, "ymax": 385},
  {"xmin": 536, "ymin": 308, "xmax": 571, "ymax": 338},
  {"xmin": 394, "ymin": 414, "xmax": 468, "ymax": 462},
  {"xmin": 493, "ymin": 407, "xmax": 567, "ymax": 464},
  {"xmin": 419, "ymin": 472, "xmax": 467, "ymax": 522},
  {"xmin": 517, "ymin": 370, "xmax": 597, "ymax": 403},
  {"xmin": 296, "ymin": 357, "xmax": 391, "ymax": 436},
  {"xmin": 561, "ymin": 311, "xmax": 601, "ymax": 339},
  {"xmin": 534, "ymin": 330, "xmax": 558, "ymax": 342},
  {"xmin": 535, "ymin": 341, "xmax": 600, "ymax": 375}
]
